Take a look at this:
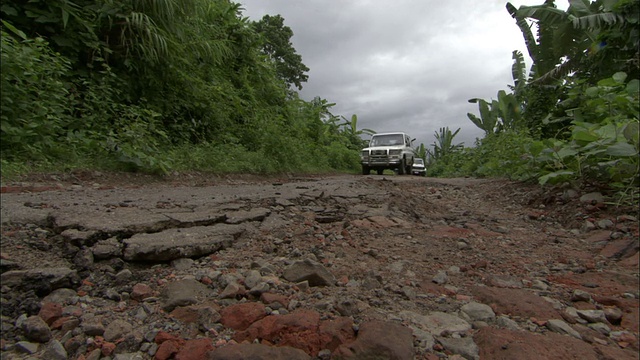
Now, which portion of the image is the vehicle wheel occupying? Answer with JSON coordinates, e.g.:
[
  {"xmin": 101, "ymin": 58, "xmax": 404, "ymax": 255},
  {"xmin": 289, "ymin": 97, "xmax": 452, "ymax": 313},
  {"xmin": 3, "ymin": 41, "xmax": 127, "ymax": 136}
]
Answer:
[
  {"xmin": 405, "ymin": 163, "xmax": 412, "ymax": 175},
  {"xmin": 362, "ymin": 165, "xmax": 370, "ymax": 175},
  {"xmin": 398, "ymin": 159, "xmax": 406, "ymax": 175},
  {"xmin": 422, "ymin": 172, "xmax": 426, "ymax": 177},
  {"xmin": 376, "ymin": 169, "xmax": 384, "ymax": 175}
]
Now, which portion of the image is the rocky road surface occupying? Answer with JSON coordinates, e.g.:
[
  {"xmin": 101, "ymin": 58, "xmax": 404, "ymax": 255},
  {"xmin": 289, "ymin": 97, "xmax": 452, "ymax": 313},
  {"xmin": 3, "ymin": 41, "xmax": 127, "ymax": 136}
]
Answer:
[{"xmin": 0, "ymin": 172, "xmax": 638, "ymax": 360}]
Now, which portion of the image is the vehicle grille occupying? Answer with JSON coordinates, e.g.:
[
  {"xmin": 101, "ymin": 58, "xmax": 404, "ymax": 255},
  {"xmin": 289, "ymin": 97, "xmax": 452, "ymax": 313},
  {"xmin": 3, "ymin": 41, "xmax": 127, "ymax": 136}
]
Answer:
[{"xmin": 370, "ymin": 149, "xmax": 389, "ymax": 162}]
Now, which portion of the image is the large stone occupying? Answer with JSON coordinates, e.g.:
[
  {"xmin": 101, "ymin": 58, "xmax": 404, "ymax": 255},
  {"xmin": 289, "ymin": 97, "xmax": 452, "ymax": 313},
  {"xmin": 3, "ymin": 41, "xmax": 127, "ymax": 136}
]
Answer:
[
  {"xmin": 91, "ymin": 237, "xmax": 123, "ymax": 259},
  {"xmin": 160, "ymin": 279, "xmax": 215, "ymax": 312},
  {"xmin": 580, "ymin": 192, "xmax": 604, "ymax": 204},
  {"xmin": 234, "ymin": 309, "xmax": 354, "ymax": 356},
  {"xmin": 333, "ymin": 320, "xmax": 414, "ymax": 360},
  {"xmin": 475, "ymin": 327, "xmax": 599, "ymax": 360},
  {"xmin": 400, "ymin": 311, "xmax": 471, "ymax": 336},
  {"xmin": 175, "ymin": 338, "xmax": 214, "ymax": 360},
  {"xmin": 546, "ymin": 319, "xmax": 582, "ymax": 339},
  {"xmin": 436, "ymin": 336, "xmax": 479, "ymax": 360},
  {"xmin": 104, "ymin": 319, "xmax": 133, "ymax": 342},
  {"xmin": 576, "ymin": 310, "xmax": 608, "ymax": 324},
  {"xmin": 1, "ymin": 268, "xmax": 79, "ymax": 292},
  {"xmin": 486, "ymin": 275, "xmax": 523, "ymax": 289},
  {"xmin": 469, "ymin": 286, "xmax": 560, "ymax": 321},
  {"xmin": 43, "ymin": 339, "xmax": 67, "ymax": 360},
  {"xmin": 170, "ymin": 304, "xmax": 221, "ymax": 330},
  {"xmin": 41, "ymin": 288, "xmax": 78, "ymax": 305},
  {"xmin": 53, "ymin": 207, "xmax": 172, "ymax": 234},
  {"xmin": 14, "ymin": 341, "xmax": 39, "ymax": 354},
  {"xmin": 131, "ymin": 283, "xmax": 154, "ymax": 301},
  {"xmin": 22, "ymin": 316, "xmax": 52, "ymax": 343},
  {"xmin": 208, "ymin": 343, "xmax": 310, "ymax": 360},
  {"xmin": 82, "ymin": 319, "xmax": 105, "ymax": 336},
  {"xmin": 460, "ymin": 302, "xmax": 496, "ymax": 322},
  {"xmin": 123, "ymin": 225, "xmax": 243, "ymax": 262},
  {"xmin": 282, "ymin": 259, "xmax": 336, "ymax": 286},
  {"xmin": 38, "ymin": 302, "xmax": 63, "ymax": 325},
  {"xmin": 220, "ymin": 302, "xmax": 266, "ymax": 331}
]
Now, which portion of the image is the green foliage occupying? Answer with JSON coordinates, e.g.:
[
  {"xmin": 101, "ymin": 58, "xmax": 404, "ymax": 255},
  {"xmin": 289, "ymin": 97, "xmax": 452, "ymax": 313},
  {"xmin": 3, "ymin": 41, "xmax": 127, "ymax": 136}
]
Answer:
[
  {"xmin": 468, "ymin": 90, "xmax": 523, "ymax": 135},
  {"xmin": 0, "ymin": 1, "xmax": 366, "ymax": 178},
  {"xmin": 339, "ymin": 114, "xmax": 376, "ymax": 150},
  {"xmin": 414, "ymin": 143, "xmax": 427, "ymax": 160},
  {"xmin": 252, "ymin": 14, "xmax": 310, "ymax": 90},
  {"xmin": 426, "ymin": 127, "xmax": 463, "ymax": 162},
  {"xmin": 428, "ymin": 131, "xmax": 542, "ymax": 180},
  {"xmin": 426, "ymin": 127, "xmax": 467, "ymax": 176},
  {"xmin": 0, "ymin": 28, "xmax": 73, "ymax": 159},
  {"xmin": 535, "ymin": 72, "xmax": 639, "ymax": 203}
]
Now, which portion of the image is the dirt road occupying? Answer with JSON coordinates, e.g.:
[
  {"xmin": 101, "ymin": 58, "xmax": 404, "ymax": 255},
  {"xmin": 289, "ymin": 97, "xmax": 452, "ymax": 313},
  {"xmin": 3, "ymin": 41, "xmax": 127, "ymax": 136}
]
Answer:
[{"xmin": 0, "ymin": 173, "xmax": 638, "ymax": 359}]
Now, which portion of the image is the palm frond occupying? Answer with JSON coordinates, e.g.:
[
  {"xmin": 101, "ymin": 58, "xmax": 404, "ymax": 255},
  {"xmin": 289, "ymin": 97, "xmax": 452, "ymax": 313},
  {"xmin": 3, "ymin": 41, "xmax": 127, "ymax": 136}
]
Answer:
[
  {"xmin": 572, "ymin": 13, "xmax": 624, "ymax": 30},
  {"xmin": 533, "ymin": 57, "xmax": 580, "ymax": 84},
  {"xmin": 511, "ymin": 50, "xmax": 528, "ymax": 95},
  {"xmin": 568, "ymin": 0, "xmax": 592, "ymax": 17},
  {"xmin": 123, "ymin": 12, "xmax": 169, "ymax": 64},
  {"xmin": 516, "ymin": 5, "xmax": 570, "ymax": 25},
  {"xmin": 506, "ymin": 3, "xmax": 539, "ymax": 61}
]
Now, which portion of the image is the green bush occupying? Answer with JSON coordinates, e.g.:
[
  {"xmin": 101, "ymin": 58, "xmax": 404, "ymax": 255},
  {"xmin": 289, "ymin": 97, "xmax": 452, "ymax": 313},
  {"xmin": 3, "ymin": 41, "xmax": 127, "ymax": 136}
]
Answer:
[{"xmin": 0, "ymin": 28, "xmax": 72, "ymax": 159}]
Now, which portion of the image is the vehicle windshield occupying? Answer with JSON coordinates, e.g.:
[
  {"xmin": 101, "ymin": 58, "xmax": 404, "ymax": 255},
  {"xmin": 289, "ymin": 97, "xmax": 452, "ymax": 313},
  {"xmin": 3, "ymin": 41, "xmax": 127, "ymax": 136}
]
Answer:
[
  {"xmin": 370, "ymin": 134, "xmax": 404, "ymax": 146},
  {"xmin": 414, "ymin": 158, "xmax": 424, "ymax": 165}
]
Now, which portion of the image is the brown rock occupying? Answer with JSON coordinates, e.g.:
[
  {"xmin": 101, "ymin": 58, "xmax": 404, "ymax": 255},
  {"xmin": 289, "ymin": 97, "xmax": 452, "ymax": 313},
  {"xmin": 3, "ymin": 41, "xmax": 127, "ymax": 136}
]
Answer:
[
  {"xmin": 234, "ymin": 309, "xmax": 354, "ymax": 356},
  {"xmin": 22, "ymin": 315, "xmax": 52, "ymax": 343},
  {"xmin": 175, "ymin": 338, "xmax": 214, "ymax": 360},
  {"xmin": 333, "ymin": 320, "xmax": 414, "ymax": 360},
  {"xmin": 101, "ymin": 342, "xmax": 116, "ymax": 357},
  {"xmin": 474, "ymin": 327, "xmax": 599, "ymax": 359},
  {"xmin": 220, "ymin": 302, "xmax": 266, "ymax": 331},
  {"xmin": 260, "ymin": 293, "xmax": 289, "ymax": 308},
  {"xmin": 208, "ymin": 343, "xmax": 311, "ymax": 360},
  {"xmin": 155, "ymin": 339, "xmax": 183, "ymax": 360},
  {"xmin": 131, "ymin": 283, "xmax": 154, "ymax": 301},
  {"xmin": 486, "ymin": 275, "xmax": 523, "ymax": 289},
  {"xmin": 38, "ymin": 302, "xmax": 63, "ymax": 326},
  {"xmin": 470, "ymin": 286, "xmax": 560, "ymax": 321},
  {"xmin": 155, "ymin": 331, "xmax": 181, "ymax": 344},
  {"xmin": 171, "ymin": 304, "xmax": 221, "ymax": 325},
  {"xmin": 319, "ymin": 317, "xmax": 356, "ymax": 351},
  {"xmin": 64, "ymin": 335, "xmax": 84, "ymax": 355}
]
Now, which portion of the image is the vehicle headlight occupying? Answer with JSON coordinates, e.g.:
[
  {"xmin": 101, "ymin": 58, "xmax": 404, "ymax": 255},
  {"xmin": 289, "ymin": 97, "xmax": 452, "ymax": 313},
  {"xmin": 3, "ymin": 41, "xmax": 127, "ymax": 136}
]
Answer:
[
  {"xmin": 361, "ymin": 150, "xmax": 369, "ymax": 157},
  {"xmin": 389, "ymin": 149, "xmax": 401, "ymax": 155}
]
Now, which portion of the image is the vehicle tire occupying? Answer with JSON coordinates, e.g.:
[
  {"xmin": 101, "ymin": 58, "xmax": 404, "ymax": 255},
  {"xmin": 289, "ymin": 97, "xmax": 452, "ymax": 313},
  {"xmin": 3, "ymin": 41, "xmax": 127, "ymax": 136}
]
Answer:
[
  {"xmin": 362, "ymin": 165, "xmax": 370, "ymax": 175},
  {"xmin": 376, "ymin": 169, "xmax": 384, "ymax": 175},
  {"xmin": 422, "ymin": 172, "xmax": 426, "ymax": 177},
  {"xmin": 405, "ymin": 162, "xmax": 412, "ymax": 175},
  {"xmin": 398, "ymin": 159, "xmax": 406, "ymax": 175}
]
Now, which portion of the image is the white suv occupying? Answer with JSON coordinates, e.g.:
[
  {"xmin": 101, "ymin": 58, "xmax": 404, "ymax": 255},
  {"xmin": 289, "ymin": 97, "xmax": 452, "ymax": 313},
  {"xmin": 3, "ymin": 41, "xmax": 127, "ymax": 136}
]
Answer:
[
  {"xmin": 360, "ymin": 132, "xmax": 415, "ymax": 175},
  {"xmin": 411, "ymin": 158, "xmax": 426, "ymax": 176}
]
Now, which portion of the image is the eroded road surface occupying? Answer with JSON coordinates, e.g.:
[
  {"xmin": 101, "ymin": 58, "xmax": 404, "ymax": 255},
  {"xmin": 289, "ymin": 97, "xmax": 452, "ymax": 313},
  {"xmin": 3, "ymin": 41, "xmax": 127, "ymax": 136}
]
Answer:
[{"xmin": 0, "ymin": 173, "xmax": 638, "ymax": 359}]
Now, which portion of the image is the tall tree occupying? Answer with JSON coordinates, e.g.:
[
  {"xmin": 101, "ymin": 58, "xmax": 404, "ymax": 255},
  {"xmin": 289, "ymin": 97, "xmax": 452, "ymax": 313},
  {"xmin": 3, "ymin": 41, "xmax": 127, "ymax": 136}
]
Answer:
[{"xmin": 252, "ymin": 14, "xmax": 309, "ymax": 90}]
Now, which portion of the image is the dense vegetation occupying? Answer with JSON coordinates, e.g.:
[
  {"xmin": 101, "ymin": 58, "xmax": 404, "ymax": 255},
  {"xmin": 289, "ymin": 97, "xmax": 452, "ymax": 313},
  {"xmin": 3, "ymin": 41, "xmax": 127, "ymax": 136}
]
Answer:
[
  {"xmin": 1, "ymin": 0, "xmax": 637, "ymax": 204},
  {"xmin": 428, "ymin": 0, "xmax": 639, "ymax": 205},
  {"xmin": 1, "ymin": 0, "xmax": 363, "ymax": 176}
]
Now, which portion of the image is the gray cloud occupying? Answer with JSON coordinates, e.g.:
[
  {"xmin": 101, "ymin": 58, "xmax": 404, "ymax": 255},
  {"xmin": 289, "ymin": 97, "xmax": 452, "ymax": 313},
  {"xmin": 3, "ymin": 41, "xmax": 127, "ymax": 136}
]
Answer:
[{"xmin": 240, "ymin": 0, "xmax": 547, "ymax": 148}]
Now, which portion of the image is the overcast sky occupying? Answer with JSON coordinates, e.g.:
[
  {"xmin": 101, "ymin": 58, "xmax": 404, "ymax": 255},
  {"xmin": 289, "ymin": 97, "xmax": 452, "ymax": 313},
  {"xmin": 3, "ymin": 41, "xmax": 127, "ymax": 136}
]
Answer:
[{"xmin": 239, "ymin": 0, "xmax": 561, "ymax": 148}]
